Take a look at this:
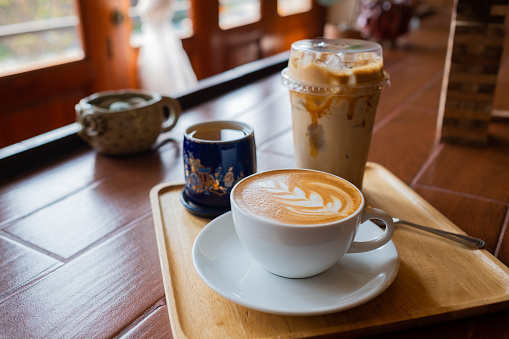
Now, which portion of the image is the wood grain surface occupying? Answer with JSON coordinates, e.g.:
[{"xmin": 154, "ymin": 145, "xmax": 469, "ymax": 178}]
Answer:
[{"xmin": 150, "ymin": 163, "xmax": 509, "ymax": 338}]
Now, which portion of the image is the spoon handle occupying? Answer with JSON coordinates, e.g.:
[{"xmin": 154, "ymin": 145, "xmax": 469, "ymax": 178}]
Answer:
[{"xmin": 394, "ymin": 219, "xmax": 485, "ymax": 249}]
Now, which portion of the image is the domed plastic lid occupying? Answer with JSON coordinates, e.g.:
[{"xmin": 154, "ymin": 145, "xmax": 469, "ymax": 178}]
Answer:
[{"xmin": 281, "ymin": 38, "xmax": 389, "ymax": 95}]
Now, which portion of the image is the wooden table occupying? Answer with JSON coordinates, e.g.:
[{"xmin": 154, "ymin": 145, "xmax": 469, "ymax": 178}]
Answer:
[{"xmin": 1, "ymin": 5, "xmax": 509, "ymax": 338}]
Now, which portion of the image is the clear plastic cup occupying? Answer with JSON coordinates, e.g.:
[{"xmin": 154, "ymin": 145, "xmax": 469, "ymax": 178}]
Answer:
[{"xmin": 281, "ymin": 38, "xmax": 390, "ymax": 189}]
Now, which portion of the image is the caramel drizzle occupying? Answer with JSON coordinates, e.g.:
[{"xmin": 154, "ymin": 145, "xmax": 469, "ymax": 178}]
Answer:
[
  {"xmin": 291, "ymin": 92, "xmax": 376, "ymax": 157},
  {"xmin": 291, "ymin": 92, "xmax": 334, "ymax": 157}
]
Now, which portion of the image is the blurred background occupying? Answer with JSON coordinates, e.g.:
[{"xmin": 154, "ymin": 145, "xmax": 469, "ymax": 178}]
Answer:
[{"xmin": 0, "ymin": 0, "xmax": 448, "ymax": 149}]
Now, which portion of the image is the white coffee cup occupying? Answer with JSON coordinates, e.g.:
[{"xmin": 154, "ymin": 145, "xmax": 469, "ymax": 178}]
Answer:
[{"xmin": 230, "ymin": 168, "xmax": 395, "ymax": 278}]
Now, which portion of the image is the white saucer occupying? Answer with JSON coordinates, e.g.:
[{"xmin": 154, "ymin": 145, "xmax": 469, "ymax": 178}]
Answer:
[{"xmin": 192, "ymin": 212, "xmax": 399, "ymax": 316}]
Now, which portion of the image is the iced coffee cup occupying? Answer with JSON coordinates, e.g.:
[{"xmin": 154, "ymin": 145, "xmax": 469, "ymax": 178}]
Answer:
[{"xmin": 281, "ymin": 38, "xmax": 389, "ymax": 189}]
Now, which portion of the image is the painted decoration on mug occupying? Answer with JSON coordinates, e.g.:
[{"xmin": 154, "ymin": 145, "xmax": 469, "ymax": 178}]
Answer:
[{"xmin": 184, "ymin": 152, "xmax": 245, "ymax": 197}]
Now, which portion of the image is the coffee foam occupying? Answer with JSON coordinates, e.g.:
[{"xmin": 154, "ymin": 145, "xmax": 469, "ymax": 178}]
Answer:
[{"xmin": 233, "ymin": 170, "xmax": 362, "ymax": 225}]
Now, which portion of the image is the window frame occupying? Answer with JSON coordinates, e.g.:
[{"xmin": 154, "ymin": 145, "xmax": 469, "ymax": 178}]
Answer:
[{"xmin": 0, "ymin": 0, "xmax": 325, "ymax": 149}]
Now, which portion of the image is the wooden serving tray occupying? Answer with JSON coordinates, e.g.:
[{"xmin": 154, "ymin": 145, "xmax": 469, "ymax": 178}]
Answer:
[{"xmin": 150, "ymin": 162, "xmax": 509, "ymax": 338}]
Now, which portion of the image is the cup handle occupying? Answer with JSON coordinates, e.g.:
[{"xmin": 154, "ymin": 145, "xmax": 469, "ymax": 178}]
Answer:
[
  {"xmin": 160, "ymin": 96, "xmax": 182, "ymax": 133},
  {"xmin": 347, "ymin": 207, "xmax": 395, "ymax": 253},
  {"xmin": 75, "ymin": 104, "xmax": 106, "ymax": 138}
]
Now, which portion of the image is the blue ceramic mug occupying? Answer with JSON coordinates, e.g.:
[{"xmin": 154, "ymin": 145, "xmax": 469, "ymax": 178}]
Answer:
[{"xmin": 182, "ymin": 120, "xmax": 256, "ymax": 215}]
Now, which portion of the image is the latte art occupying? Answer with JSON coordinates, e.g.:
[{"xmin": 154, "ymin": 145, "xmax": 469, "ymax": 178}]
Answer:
[{"xmin": 233, "ymin": 169, "xmax": 362, "ymax": 225}]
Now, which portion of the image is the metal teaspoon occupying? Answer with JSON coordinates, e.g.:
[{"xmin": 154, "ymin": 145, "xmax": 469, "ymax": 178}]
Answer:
[{"xmin": 372, "ymin": 217, "xmax": 485, "ymax": 249}]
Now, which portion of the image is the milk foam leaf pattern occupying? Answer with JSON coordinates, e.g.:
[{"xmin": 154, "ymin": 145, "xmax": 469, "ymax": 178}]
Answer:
[{"xmin": 259, "ymin": 180, "xmax": 349, "ymax": 218}]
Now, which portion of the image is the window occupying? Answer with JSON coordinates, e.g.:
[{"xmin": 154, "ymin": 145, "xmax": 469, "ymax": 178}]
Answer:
[
  {"xmin": 0, "ymin": 0, "xmax": 84, "ymax": 77},
  {"xmin": 1, "ymin": 0, "xmax": 324, "ymax": 149},
  {"xmin": 219, "ymin": 0, "xmax": 261, "ymax": 30},
  {"xmin": 277, "ymin": 0, "xmax": 312, "ymax": 16}
]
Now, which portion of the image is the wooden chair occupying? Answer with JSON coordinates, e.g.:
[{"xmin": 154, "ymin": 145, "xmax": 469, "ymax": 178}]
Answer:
[{"xmin": 437, "ymin": 0, "xmax": 508, "ymax": 146}]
